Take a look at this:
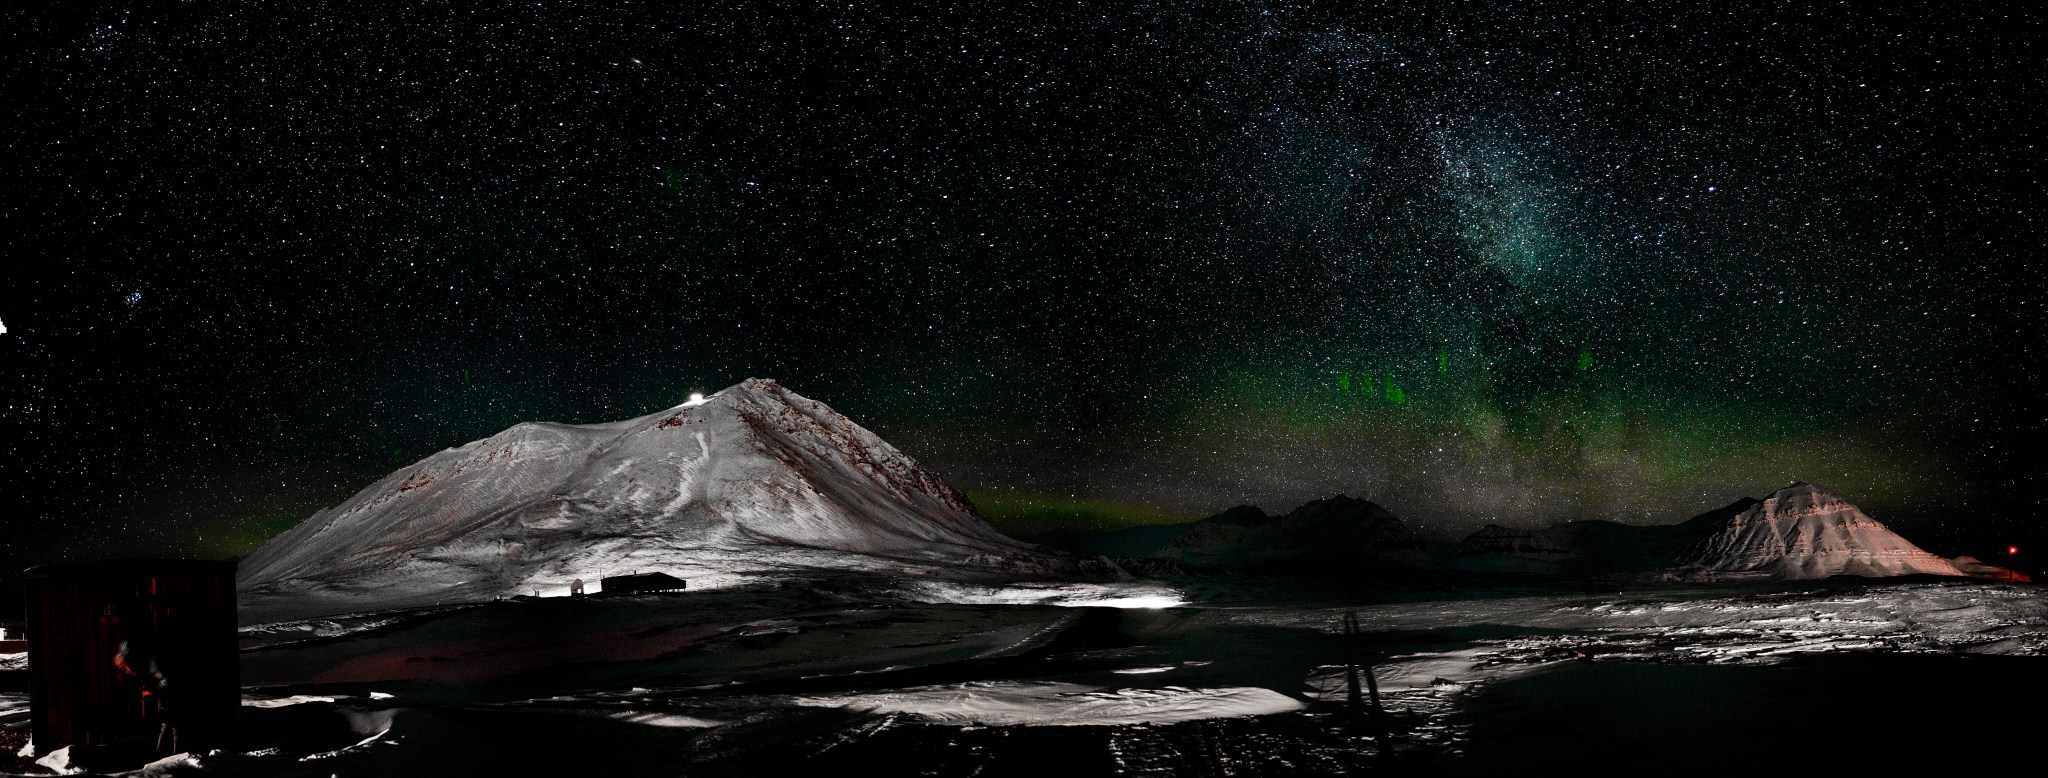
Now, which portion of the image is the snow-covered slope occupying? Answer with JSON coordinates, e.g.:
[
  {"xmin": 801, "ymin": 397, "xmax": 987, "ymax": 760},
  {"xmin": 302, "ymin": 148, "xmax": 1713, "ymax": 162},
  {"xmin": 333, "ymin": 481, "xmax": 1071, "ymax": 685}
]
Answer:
[
  {"xmin": 1676, "ymin": 482, "xmax": 1964, "ymax": 580},
  {"xmin": 239, "ymin": 379, "xmax": 1115, "ymax": 617}
]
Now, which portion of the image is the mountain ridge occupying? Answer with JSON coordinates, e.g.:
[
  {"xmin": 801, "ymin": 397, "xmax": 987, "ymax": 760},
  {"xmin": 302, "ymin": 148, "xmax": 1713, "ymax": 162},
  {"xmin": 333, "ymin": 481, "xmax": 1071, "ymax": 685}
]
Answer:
[
  {"xmin": 1027, "ymin": 494, "xmax": 1428, "ymax": 571},
  {"xmin": 1673, "ymin": 481, "xmax": 1967, "ymax": 580},
  {"xmin": 239, "ymin": 379, "xmax": 1117, "ymax": 620}
]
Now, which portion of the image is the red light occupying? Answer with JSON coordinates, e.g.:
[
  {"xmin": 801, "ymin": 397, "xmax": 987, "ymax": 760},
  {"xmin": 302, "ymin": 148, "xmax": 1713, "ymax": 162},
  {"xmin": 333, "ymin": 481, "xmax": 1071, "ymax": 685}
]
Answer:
[{"xmin": 2010, "ymin": 546, "xmax": 2020, "ymax": 556}]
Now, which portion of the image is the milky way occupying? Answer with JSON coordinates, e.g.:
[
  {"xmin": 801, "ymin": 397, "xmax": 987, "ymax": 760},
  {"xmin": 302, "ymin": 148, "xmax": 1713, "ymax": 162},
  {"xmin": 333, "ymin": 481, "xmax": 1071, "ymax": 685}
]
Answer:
[{"xmin": 2, "ymin": 1, "xmax": 2040, "ymax": 571}]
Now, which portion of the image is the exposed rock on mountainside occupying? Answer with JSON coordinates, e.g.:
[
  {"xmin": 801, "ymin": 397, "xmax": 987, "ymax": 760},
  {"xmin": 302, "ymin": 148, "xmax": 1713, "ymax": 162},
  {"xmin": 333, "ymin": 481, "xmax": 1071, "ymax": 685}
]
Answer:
[
  {"xmin": 1674, "ymin": 482, "xmax": 1964, "ymax": 580},
  {"xmin": 239, "ymin": 379, "xmax": 1117, "ymax": 619}
]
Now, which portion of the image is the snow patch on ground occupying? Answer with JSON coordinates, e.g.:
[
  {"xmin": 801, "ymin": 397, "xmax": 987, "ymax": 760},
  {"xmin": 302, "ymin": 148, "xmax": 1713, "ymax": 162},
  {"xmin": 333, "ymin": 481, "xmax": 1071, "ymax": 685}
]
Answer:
[
  {"xmin": 601, "ymin": 711, "xmax": 728, "ymax": 729},
  {"xmin": 242, "ymin": 694, "xmax": 340, "ymax": 708},
  {"xmin": 34, "ymin": 746, "xmax": 82, "ymax": 775},
  {"xmin": 900, "ymin": 581, "xmax": 1187, "ymax": 608},
  {"xmin": 1301, "ymin": 646, "xmax": 1548, "ymax": 734},
  {"xmin": 788, "ymin": 681, "xmax": 1302, "ymax": 726},
  {"xmin": 1352, "ymin": 647, "xmax": 1538, "ymax": 693},
  {"xmin": 300, "ymin": 728, "xmax": 394, "ymax": 761},
  {"xmin": 0, "ymin": 652, "xmax": 24, "ymax": 672},
  {"xmin": 1213, "ymin": 582, "xmax": 2048, "ymax": 660},
  {"xmin": 239, "ymin": 608, "xmax": 462, "ymax": 648}
]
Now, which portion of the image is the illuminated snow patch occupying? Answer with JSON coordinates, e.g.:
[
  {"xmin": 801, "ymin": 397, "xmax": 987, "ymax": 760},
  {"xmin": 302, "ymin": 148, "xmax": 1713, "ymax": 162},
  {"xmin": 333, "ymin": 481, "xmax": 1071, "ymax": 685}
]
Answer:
[
  {"xmin": 790, "ymin": 681, "xmax": 1302, "ymax": 726},
  {"xmin": 901, "ymin": 581, "xmax": 1187, "ymax": 609},
  {"xmin": 301, "ymin": 728, "xmax": 393, "ymax": 761},
  {"xmin": 1073, "ymin": 593, "xmax": 1190, "ymax": 609},
  {"xmin": 1302, "ymin": 647, "xmax": 1556, "ymax": 707},
  {"xmin": 604, "ymin": 711, "xmax": 727, "ymax": 729},
  {"xmin": 239, "ymin": 612, "xmax": 420, "ymax": 645},
  {"xmin": 243, "ymin": 695, "xmax": 339, "ymax": 708}
]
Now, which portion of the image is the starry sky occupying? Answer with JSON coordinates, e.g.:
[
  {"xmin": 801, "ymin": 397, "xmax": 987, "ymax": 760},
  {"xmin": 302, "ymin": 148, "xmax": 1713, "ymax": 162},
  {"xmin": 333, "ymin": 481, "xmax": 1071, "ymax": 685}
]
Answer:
[{"xmin": 2, "ymin": 1, "xmax": 2042, "ymax": 575}]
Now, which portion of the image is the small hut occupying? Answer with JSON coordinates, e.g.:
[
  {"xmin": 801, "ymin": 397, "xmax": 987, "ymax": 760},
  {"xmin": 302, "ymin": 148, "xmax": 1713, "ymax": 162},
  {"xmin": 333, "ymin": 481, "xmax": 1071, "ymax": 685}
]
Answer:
[
  {"xmin": 600, "ymin": 571, "xmax": 688, "ymax": 594},
  {"xmin": 22, "ymin": 559, "xmax": 239, "ymax": 757}
]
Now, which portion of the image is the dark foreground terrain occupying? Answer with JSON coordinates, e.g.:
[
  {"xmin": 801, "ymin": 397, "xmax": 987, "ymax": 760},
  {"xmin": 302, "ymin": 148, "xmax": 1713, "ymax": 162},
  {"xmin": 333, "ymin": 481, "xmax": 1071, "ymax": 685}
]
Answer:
[{"xmin": 4, "ymin": 575, "xmax": 2045, "ymax": 776}]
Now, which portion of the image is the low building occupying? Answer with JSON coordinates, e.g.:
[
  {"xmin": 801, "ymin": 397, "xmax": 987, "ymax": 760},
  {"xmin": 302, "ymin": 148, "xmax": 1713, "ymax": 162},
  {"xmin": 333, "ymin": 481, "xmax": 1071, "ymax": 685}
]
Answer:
[
  {"xmin": 22, "ymin": 559, "xmax": 239, "ymax": 757},
  {"xmin": 600, "ymin": 571, "xmax": 688, "ymax": 594}
]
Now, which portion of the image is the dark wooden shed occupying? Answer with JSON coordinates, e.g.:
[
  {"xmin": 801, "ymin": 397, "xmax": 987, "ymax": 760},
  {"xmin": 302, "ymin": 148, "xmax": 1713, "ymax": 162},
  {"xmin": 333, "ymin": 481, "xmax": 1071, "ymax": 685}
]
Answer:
[
  {"xmin": 601, "ymin": 571, "xmax": 688, "ymax": 594},
  {"xmin": 23, "ymin": 559, "xmax": 239, "ymax": 756}
]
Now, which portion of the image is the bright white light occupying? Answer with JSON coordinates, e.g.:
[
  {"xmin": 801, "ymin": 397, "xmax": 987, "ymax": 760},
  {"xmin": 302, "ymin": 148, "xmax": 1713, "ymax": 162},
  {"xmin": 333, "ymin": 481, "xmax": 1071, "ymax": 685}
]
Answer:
[
  {"xmin": 1060, "ymin": 594, "xmax": 1187, "ymax": 609},
  {"xmin": 689, "ymin": 392, "xmax": 705, "ymax": 403},
  {"xmin": 0, "ymin": 318, "xmax": 7, "ymax": 334}
]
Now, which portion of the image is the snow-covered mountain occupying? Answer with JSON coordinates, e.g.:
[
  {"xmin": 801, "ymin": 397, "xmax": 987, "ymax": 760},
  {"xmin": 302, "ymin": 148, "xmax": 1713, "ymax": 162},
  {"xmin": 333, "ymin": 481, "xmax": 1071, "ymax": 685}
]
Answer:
[
  {"xmin": 1453, "ymin": 483, "xmax": 2009, "ymax": 582},
  {"xmin": 239, "ymin": 379, "xmax": 1117, "ymax": 618},
  {"xmin": 1674, "ymin": 482, "xmax": 1964, "ymax": 580}
]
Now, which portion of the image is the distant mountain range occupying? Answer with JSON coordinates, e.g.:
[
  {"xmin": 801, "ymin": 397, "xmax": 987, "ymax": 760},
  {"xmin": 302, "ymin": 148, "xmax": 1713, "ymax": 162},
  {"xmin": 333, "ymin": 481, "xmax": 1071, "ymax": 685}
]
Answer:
[
  {"xmin": 238, "ymin": 379, "xmax": 2022, "ymax": 622},
  {"xmin": 239, "ymin": 379, "xmax": 1118, "ymax": 619},
  {"xmin": 1036, "ymin": 482, "xmax": 2027, "ymax": 584},
  {"xmin": 1456, "ymin": 482, "xmax": 2020, "ymax": 582},
  {"xmin": 1027, "ymin": 495, "xmax": 1427, "ymax": 571}
]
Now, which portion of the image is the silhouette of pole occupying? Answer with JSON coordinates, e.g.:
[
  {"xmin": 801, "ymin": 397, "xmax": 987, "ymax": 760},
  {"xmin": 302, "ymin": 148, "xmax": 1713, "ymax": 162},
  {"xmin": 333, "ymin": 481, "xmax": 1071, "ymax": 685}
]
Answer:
[
  {"xmin": 1343, "ymin": 609, "xmax": 1393, "ymax": 756},
  {"xmin": 1342, "ymin": 610, "xmax": 1385, "ymax": 716},
  {"xmin": 1343, "ymin": 611, "xmax": 1365, "ymax": 711},
  {"xmin": 1362, "ymin": 651, "xmax": 1384, "ymax": 713}
]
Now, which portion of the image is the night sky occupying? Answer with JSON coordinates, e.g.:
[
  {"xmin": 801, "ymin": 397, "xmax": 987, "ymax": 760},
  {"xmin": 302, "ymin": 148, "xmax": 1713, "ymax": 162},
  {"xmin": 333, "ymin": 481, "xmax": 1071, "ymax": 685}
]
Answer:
[{"xmin": 3, "ymin": 1, "xmax": 2042, "ymax": 575}]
